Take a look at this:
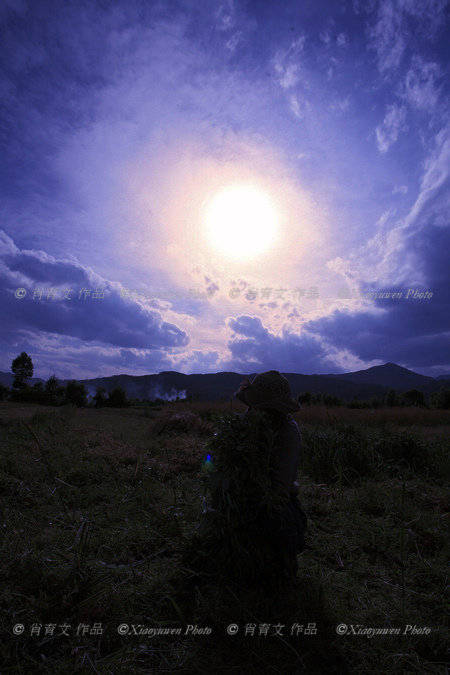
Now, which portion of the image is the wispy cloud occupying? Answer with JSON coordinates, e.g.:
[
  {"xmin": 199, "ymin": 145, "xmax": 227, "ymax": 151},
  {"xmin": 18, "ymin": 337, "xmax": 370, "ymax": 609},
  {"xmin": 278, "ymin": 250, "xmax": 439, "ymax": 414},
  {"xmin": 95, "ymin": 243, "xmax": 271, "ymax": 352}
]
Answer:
[
  {"xmin": 375, "ymin": 103, "xmax": 407, "ymax": 153},
  {"xmin": 215, "ymin": 1, "xmax": 236, "ymax": 31},
  {"xmin": 368, "ymin": 0, "xmax": 406, "ymax": 73},
  {"xmin": 329, "ymin": 96, "xmax": 351, "ymax": 113},
  {"xmin": 401, "ymin": 55, "xmax": 442, "ymax": 111},
  {"xmin": 392, "ymin": 184, "xmax": 408, "ymax": 194},
  {"xmin": 272, "ymin": 36, "xmax": 306, "ymax": 90},
  {"xmin": 366, "ymin": 0, "xmax": 448, "ymax": 73}
]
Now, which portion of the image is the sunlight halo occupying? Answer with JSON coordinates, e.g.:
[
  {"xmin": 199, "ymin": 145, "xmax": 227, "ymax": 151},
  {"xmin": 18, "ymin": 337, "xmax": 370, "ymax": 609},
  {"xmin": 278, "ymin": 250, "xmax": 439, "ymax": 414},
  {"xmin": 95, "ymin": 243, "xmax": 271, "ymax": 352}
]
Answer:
[{"xmin": 203, "ymin": 184, "xmax": 279, "ymax": 260}]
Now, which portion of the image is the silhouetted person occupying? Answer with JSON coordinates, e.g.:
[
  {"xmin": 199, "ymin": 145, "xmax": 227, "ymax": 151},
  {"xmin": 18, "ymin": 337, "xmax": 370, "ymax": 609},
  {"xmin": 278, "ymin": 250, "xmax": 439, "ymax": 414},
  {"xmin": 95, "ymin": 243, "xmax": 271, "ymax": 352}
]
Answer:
[{"xmin": 234, "ymin": 370, "xmax": 307, "ymax": 584}]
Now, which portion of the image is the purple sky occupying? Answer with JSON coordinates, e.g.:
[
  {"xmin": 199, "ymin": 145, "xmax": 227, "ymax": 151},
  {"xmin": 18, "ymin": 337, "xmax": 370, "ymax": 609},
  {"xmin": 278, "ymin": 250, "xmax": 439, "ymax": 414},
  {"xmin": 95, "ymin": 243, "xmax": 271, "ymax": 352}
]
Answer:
[{"xmin": 1, "ymin": 0, "xmax": 449, "ymax": 379}]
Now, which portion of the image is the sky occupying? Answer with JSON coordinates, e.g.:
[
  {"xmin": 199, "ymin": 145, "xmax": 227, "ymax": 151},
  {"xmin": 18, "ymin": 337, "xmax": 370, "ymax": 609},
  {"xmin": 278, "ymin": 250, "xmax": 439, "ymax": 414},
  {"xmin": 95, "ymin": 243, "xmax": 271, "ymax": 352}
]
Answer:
[{"xmin": 1, "ymin": 0, "xmax": 449, "ymax": 379}]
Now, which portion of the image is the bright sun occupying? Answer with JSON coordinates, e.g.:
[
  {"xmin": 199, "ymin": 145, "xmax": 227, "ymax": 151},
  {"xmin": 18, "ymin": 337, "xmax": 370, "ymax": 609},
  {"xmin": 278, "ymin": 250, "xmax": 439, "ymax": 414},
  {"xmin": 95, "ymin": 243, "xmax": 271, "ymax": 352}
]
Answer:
[{"xmin": 203, "ymin": 184, "xmax": 279, "ymax": 260}]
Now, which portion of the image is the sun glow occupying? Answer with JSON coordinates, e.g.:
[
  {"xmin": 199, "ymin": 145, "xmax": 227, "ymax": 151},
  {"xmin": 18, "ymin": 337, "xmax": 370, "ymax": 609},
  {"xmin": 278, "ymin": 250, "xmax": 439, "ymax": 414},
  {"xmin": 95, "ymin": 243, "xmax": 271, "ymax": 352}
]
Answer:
[{"xmin": 203, "ymin": 184, "xmax": 279, "ymax": 260}]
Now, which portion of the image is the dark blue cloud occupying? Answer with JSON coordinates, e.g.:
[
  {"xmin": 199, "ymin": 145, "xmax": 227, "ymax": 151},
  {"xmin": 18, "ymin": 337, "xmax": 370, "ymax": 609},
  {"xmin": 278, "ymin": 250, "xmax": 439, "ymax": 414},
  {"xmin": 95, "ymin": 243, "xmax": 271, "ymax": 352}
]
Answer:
[
  {"xmin": 224, "ymin": 314, "xmax": 341, "ymax": 373},
  {"xmin": 306, "ymin": 222, "xmax": 450, "ymax": 368},
  {"xmin": 0, "ymin": 230, "xmax": 189, "ymax": 352}
]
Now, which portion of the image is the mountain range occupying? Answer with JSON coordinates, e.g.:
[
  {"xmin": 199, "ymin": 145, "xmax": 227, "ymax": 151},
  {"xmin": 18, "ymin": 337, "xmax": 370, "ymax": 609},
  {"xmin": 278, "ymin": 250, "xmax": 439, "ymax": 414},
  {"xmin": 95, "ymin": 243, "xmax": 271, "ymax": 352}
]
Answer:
[{"xmin": 1, "ymin": 362, "xmax": 449, "ymax": 402}]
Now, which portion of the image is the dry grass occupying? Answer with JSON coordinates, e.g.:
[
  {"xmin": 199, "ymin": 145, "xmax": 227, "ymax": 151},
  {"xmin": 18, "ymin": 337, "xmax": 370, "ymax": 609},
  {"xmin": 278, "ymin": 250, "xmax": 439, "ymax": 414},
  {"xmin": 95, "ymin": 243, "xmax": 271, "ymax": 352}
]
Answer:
[{"xmin": 0, "ymin": 400, "xmax": 448, "ymax": 673}]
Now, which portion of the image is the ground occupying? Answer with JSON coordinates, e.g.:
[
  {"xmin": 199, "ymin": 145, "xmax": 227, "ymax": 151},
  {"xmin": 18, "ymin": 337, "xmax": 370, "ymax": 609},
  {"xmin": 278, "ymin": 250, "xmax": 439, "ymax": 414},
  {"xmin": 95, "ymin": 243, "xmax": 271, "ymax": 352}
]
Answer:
[{"xmin": 0, "ymin": 400, "xmax": 448, "ymax": 673}]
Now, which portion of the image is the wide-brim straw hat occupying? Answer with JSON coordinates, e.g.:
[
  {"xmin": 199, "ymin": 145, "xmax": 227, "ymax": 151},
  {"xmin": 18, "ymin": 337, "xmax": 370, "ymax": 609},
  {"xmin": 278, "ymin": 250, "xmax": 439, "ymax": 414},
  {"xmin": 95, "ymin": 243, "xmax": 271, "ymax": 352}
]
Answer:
[{"xmin": 234, "ymin": 370, "xmax": 300, "ymax": 414}]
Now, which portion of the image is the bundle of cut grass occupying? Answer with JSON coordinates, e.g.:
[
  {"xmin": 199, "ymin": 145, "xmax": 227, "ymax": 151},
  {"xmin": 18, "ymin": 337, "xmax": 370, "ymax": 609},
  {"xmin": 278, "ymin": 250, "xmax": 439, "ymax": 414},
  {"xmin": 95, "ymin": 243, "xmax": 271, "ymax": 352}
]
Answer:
[{"xmin": 182, "ymin": 409, "xmax": 290, "ymax": 587}]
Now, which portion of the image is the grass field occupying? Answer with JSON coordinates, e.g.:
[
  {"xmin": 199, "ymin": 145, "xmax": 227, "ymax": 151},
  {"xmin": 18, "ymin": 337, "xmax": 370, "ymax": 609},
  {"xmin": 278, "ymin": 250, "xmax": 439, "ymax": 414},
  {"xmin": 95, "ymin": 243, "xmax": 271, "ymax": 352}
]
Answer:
[{"xmin": 0, "ymin": 400, "xmax": 448, "ymax": 673}]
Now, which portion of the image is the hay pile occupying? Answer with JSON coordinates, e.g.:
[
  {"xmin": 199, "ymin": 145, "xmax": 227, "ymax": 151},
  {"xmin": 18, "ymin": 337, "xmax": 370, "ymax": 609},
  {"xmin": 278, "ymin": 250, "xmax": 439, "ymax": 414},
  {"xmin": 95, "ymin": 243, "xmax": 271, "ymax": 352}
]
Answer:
[{"xmin": 182, "ymin": 409, "xmax": 289, "ymax": 587}]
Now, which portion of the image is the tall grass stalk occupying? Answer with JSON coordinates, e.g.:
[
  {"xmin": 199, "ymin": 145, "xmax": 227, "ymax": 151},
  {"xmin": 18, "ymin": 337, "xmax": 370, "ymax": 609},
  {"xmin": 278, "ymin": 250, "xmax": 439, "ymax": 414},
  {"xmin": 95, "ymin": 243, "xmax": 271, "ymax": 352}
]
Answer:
[
  {"xmin": 400, "ymin": 478, "xmax": 406, "ymax": 626},
  {"xmin": 22, "ymin": 420, "xmax": 71, "ymax": 517}
]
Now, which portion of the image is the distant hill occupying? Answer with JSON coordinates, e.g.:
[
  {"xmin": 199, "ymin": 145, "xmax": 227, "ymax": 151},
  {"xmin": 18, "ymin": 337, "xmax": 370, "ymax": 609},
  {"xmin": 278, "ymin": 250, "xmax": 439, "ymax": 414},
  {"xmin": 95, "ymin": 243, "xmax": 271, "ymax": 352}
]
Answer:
[
  {"xmin": 436, "ymin": 373, "xmax": 450, "ymax": 381},
  {"xmin": 0, "ymin": 372, "xmax": 44, "ymax": 388},
  {"xmin": 0, "ymin": 362, "xmax": 448, "ymax": 402},
  {"xmin": 319, "ymin": 362, "xmax": 439, "ymax": 393},
  {"xmin": 68, "ymin": 371, "xmax": 390, "ymax": 402},
  {"xmin": 67, "ymin": 365, "xmax": 450, "ymax": 401}
]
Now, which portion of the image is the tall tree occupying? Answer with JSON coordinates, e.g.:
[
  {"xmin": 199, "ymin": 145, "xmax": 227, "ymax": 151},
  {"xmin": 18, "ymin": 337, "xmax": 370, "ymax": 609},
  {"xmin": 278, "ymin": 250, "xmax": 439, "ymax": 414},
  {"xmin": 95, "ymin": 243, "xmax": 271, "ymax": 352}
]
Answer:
[
  {"xmin": 11, "ymin": 352, "xmax": 33, "ymax": 389},
  {"xmin": 107, "ymin": 387, "xmax": 128, "ymax": 408},
  {"xmin": 45, "ymin": 375, "xmax": 65, "ymax": 405},
  {"xmin": 45, "ymin": 375, "xmax": 59, "ymax": 395},
  {"xmin": 93, "ymin": 387, "xmax": 107, "ymax": 408},
  {"xmin": 65, "ymin": 381, "xmax": 87, "ymax": 407}
]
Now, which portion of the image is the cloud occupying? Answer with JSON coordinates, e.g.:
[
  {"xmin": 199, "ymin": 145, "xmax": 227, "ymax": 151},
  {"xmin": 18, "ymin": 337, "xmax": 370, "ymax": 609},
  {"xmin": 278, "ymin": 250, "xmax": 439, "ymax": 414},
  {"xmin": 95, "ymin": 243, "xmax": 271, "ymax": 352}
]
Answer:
[
  {"xmin": 336, "ymin": 32, "xmax": 348, "ymax": 47},
  {"xmin": 392, "ymin": 184, "xmax": 408, "ymax": 194},
  {"xmin": 329, "ymin": 96, "xmax": 350, "ymax": 113},
  {"xmin": 0, "ymin": 230, "xmax": 189, "ymax": 352},
  {"xmin": 376, "ymin": 103, "xmax": 407, "ymax": 153},
  {"xmin": 204, "ymin": 276, "xmax": 220, "ymax": 297},
  {"xmin": 0, "ymin": 327, "xmax": 177, "ymax": 380},
  {"xmin": 272, "ymin": 35, "xmax": 306, "ymax": 90},
  {"xmin": 305, "ymin": 125, "xmax": 450, "ymax": 370},
  {"xmin": 401, "ymin": 55, "xmax": 442, "ymax": 110},
  {"xmin": 368, "ymin": 0, "xmax": 406, "ymax": 73},
  {"xmin": 367, "ymin": 0, "xmax": 447, "ymax": 73},
  {"xmin": 215, "ymin": 0, "xmax": 236, "ymax": 31},
  {"xmin": 226, "ymin": 31, "xmax": 242, "ymax": 51},
  {"xmin": 223, "ymin": 314, "xmax": 340, "ymax": 373},
  {"xmin": 275, "ymin": 62, "xmax": 300, "ymax": 90},
  {"xmin": 171, "ymin": 349, "xmax": 220, "ymax": 373},
  {"xmin": 399, "ymin": 0, "xmax": 448, "ymax": 38},
  {"xmin": 289, "ymin": 94, "xmax": 302, "ymax": 118}
]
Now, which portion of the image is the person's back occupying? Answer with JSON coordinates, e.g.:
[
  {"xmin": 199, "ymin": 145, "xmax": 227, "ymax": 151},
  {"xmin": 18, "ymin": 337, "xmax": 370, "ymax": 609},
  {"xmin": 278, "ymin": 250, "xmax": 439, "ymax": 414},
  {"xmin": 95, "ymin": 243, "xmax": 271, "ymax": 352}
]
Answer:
[
  {"xmin": 242, "ymin": 407, "xmax": 301, "ymax": 498},
  {"xmin": 236, "ymin": 372, "xmax": 308, "ymax": 584},
  {"xmin": 270, "ymin": 412, "xmax": 302, "ymax": 500}
]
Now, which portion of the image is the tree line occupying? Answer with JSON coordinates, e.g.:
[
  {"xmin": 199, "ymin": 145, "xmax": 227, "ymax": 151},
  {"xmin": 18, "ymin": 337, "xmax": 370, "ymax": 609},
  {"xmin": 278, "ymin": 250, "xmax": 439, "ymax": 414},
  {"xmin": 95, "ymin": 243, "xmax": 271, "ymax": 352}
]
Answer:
[
  {"xmin": 298, "ymin": 387, "xmax": 450, "ymax": 409},
  {"xmin": 0, "ymin": 352, "xmax": 129, "ymax": 408}
]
